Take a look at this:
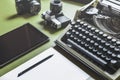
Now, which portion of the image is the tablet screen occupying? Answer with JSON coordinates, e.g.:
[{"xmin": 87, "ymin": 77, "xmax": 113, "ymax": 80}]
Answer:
[{"xmin": 0, "ymin": 23, "xmax": 49, "ymax": 68}]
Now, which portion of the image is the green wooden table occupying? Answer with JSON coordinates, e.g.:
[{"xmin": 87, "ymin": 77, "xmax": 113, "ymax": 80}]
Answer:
[{"xmin": 0, "ymin": 0, "xmax": 82, "ymax": 76}]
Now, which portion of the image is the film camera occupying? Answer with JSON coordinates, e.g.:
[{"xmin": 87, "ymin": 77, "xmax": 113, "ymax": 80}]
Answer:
[
  {"xmin": 15, "ymin": 0, "xmax": 41, "ymax": 15},
  {"xmin": 74, "ymin": 0, "xmax": 120, "ymax": 39},
  {"xmin": 41, "ymin": 0, "xmax": 71, "ymax": 29}
]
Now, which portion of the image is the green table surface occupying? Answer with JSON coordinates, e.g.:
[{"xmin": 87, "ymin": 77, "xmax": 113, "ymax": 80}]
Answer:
[{"xmin": 0, "ymin": 0, "xmax": 83, "ymax": 76}]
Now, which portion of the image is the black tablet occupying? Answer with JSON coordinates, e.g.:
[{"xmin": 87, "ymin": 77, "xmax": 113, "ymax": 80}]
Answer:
[{"xmin": 0, "ymin": 23, "xmax": 49, "ymax": 68}]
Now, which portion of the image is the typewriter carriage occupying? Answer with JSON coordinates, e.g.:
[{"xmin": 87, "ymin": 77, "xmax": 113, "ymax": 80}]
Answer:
[{"xmin": 74, "ymin": 0, "xmax": 120, "ymax": 39}]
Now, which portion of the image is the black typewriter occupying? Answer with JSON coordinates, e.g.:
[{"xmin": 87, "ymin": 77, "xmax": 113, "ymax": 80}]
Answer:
[{"xmin": 56, "ymin": 0, "xmax": 120, "ymax": 80}]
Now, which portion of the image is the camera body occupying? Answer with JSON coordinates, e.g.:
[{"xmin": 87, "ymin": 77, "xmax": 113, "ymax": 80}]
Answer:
[
  {"xmin": 15, "ymin": 0, "xmax": 41, "ymax": 15},
  {"xmin": 42, "ymin": 11, "xmax": 70, "ymax": 29},
  {"xmin": 41, "ymin": 0, "xmax": 70, "ymax": 29}
]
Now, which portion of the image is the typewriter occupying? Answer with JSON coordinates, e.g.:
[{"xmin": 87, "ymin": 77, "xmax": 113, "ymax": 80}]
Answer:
[{"xmin": 56, "ymin": 0, "xmax": 120, "ymax": 80}]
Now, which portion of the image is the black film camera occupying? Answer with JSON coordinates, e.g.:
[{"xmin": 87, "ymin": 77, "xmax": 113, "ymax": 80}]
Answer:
[
  {"xmin": 15, "ymin": 0, "xmax": 41, "ymax": 15},
  {"xmin": 41, "ymin": 0, "xmax": 71, "ymax": 29}
]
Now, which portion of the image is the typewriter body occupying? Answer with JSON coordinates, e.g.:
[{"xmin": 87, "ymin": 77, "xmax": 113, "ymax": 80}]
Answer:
[{"xmin": 56, "ymin": 0, "xmax": 120, "ymax": 80}]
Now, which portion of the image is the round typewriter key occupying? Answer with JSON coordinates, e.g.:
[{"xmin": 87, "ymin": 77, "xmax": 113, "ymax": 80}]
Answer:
[
  {"xmin": 93, "ymin": 35, "xmax": 97, "ymax": 39},
  {"xmin": 81, "ymin": 41, "xmax": 85, "ymax": 45},
  {"xmin": 110, "ymin": 60, "xmax": 117, "ymax": 64},
  {"xmin": 83, "ymin": 23, "xmax": 88, "ymax": 28},
  {"xmin": 89, "ymin": 33, "xmax": 93, "ymax": 38},
  {"xmin": 87, "ymin": 25, "xmax": 92, "ymax": 30},
  {"xmin": 99, "ymin": 31, "xmax": 104, "ymax": 35},
  {"xmin": 85, "ymin": 44, "xmax": 89, "ymax": 47},
  {"xmin": 83, "ymin": 23, "xmax": 88, "ymax": 26},
  {"xmin": 87, "ymin": 25, "xmax": 92, "ymax": 28},
  {"xmin": 97, "ymin": 52, "xmax": 102, "ymax": 55},
  {"xmin": 103, "ymin": 48, "xmax": 107, "ymax": 52},
  {"xmin": 103, "ymin": 34, "xmax": 108, "ymax": 38},
  {"xmin": 75, "ymin": 31, "xmax": 79, "ymax": 35},
  {"xmin": 91, "ymin": 27, "xmax": 95, "ymax": 32},
  {"xmin": 66, "ymin": 32, "xmax": 71, "ymax": 37},
  {"xmin": 105, "ymin": 57, "xmax": 111, "ymax": 61},
  {"xmin": 117, "ymin": 54, "xmax": 120, "ymax": 59},
  {"xmin": 80, "ymin": 21, "xmax": 84, "ymax": 25},
  {"xmin": 110, "ymin": 45, "xmax": 115, "ymax": 49},
  {"xmin": 81, "ymin": 29, "xmax": 85, "ymax": 32},
  {"xmin": 86, "ymin": 38, "xmax": 90, "ymax": 42},
  {"xmin": 112, "ymin": 53, "xmax": 117, "ymax": 58},
  {"xmin": 97, "ymin": 37, "xmax": 101, "ymax": 41},
  {"xmin": 94, "ymin": 43, "xmax": 99, "ymax": 47},
  {"xmin": 114, "ymin": 47, "xmax": 119, "ymax": 52},
  {"xmin": 78, "ymin": 27, "xmax": 82, "ymax": 31},
  {"xmin": 70, "ymin": 35, "xmax": 74, "ymax": 38},
  {"xmin": 107, "ymin": 51, "xmax": 112, "ymax": 55},
  {"xmin": 70, "ymin": 21, "xmax": 76, "ymax": 26},
  {"xmin": 95, "ymin": 29, "xmax": 99, "ymax": 33},
  {"xmin": 105, "ymin": 42, "xmax": 110, "ymax": 46},
  {"xmin": 85, "ymin": 31, "xmax": 89, "ymax": 35},
  {"xmin": 112, "ymin": 39, "xmax": 117, "ymax": 43},
  {"xmin": 66, "ymin": 31, "xmax": 71, "ymax": 35},
  {"xmin": 72, "ymin": 29, "xmax": 76, "ymax": 33},
  {"xmin": 89, "ymin": 46, "xmax": 93, "ymax": 50},
  {"xmin": 90, "ymin": 40, "xmax": 94, "ymax": 44},
  {"xmin": 116, "ymin": 41, "xmax": 120, "ymax": 46},
  {"xmin": 98, "ymin": 45, "xmax": 103, "ymax": 49},
  {"xmin": 76, "ymin": 19, "xmax": 81, "ymax": 24},
  {"xmin": 74, "ymin": 25, "xmax": 79, "ymax": 29},
  {"xmin": 101, "ymin": 40, "xmax": 106, "ymax": 44},
  {"xmin": 93, "ymin": 49, "xmax": 97, "ymax": 53},
  {"xmin": 82, "ymin": 36, "xmax": 86, "ymax": 39},
  {"xmin": 79, "ymin": 34, "xmax": 83, "ymax": 37},
  {"xmin": 78, "ymin": 34, "xmax": 83, "ymax": 40},
  {"xmin": 101, "ymin": 54, "xmax": 106, "ymax": 59},
  {"xmin": 77, "ymin": 39, "xmax": 81, "ymax": 43},
  {"xmin": 73, "ymin": 37, "xmax": 77, "ymax": 41},
  {"xmin": 107, "ymin": 36, "xmax": 112, "ymax": 41}
]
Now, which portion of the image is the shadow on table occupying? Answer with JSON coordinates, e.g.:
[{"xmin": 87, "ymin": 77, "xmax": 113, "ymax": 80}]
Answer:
[{"xmin": 6, "ymin": 14, "xmax": 34, "ymax": 20}]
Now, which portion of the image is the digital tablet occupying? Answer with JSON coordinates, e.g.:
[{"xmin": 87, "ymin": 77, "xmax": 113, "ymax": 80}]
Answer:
[{"xmin": 0, "ymin": 23, "xmax": 49, "ymax": 68}]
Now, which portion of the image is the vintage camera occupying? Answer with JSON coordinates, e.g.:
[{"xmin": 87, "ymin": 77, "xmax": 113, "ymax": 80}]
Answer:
[
  {"xmin": 41, "ymin": 0, "xmax": 71, "ymax": 29},
  {"xmin": 74, "ymin": 0, "xmax": 120, "ymax": 39},
  {"xmin": 15, "ymin": 0, "xmax": 41, "ymax": 15}
]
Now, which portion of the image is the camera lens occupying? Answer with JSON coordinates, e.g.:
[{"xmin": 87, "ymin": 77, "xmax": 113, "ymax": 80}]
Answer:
[
  {"xmin": 50, "ymin": 0, "xmax": 62, "ymax": 14},
  {"xmin": 30, "ymin": 0, "xmax": 41, "ymax": 15},
  {"xmin": 15, "ymin": 0, "xmax": 25, "ymax": 14}
]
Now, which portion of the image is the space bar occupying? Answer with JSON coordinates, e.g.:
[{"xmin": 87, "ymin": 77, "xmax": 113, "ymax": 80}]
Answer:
[{"xmin": 67, "ymin": 39, "xmax": 107, "ymax": 67}]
